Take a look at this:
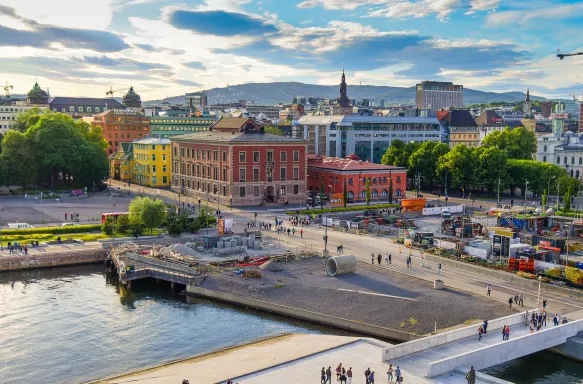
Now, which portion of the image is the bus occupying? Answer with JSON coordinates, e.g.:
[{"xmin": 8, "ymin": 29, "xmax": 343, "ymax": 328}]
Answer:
[{"xmin": 101, "ymin": 212, "xmax": 129, "ymax": 224}]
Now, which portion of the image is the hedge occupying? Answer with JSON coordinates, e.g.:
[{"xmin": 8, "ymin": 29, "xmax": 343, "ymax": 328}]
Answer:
[
  {"xmin": 2, "ymin": 224, "xmax": 102, "ymax": 235},
  {"xmin": 287, "ymin": 203, "xmax": 400, "ymax": 215}
]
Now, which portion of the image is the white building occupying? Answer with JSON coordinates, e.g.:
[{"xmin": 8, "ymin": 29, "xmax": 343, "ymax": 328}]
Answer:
[
  {"xmin": 296, "ymin": 115, "xmax": 447, "ymax": 163},
  {"xmin": 0, "ymin": 102, "xmax": 47, "ymax": 134}
]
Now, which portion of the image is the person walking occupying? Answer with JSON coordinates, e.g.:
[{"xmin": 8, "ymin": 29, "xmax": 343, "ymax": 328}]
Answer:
[
  {"xmin": 321, "ymin": 367, "xmax": 326, "ymax": 384},
  {"xmin": 347, "ymin": 367, "xmax": 352, "ymax": 384},
  {"xmin": 483, "ymin": 319, "xmax": 488, "ymax": 334},
  {"xmin": 292, "ymin": 227, "xmax": 296, "ymax": 236},
  {"xmin": 478, "ymin": 325, "xmax": 483, "ymax": 340},
  {"xmin": 300, "ymin": 229, "xmax": 303, "ymax": 238},
  {"xmin": 508, "ymin": 297, "xmax": 513, "ymax": 309},
  {"xmin": 554, "ymin": 314, "xmax": 559, "ymax": 327},
  {"xmin": 505, "ymin": 325, "xmax": 510, "ymax": 340},
  {"xmin": 365, "ymin": 367, "xmax": 371, "ymax": 384},
  {"xmin": 368, "ymin": 371, "xmax": 375, "ymax": 384},
  {"xmin": 394, "ymin": 366, "xmax": 401, "ymax": 383},
  {"xmin": 543, "ymin": 299, "xmax": 547, "ymax": 310},
  {"xmin": 371, "ymin": 253, "xmax": 375, "ymax": 264},
  {"xmin": 340, "ymin": 368, "xmax": 347, "ymax": 384},
  {"xmin": 385, "ymin": 253, "xmax": 389, "ymax": 264},
  {"xmin": 389, "ymin": 253, "xmax": 392, "ymax": 264},
  {"xmin": 466, "ymin": 366, "xmax": 476, "ymax": 384},
  {"xmin": 377, "ymin": 253, "xmax": 382, "ymax": 265},
  {"xmin": 543, "ymin": 311, "xmax": 547, "ymax": 327},
  {"xmin": 487, "ymin": 284, "xmax": 491, "ymax": 296},
  {"xmin": 387, "ymin": 364, "xmax": 393, "ymax": 383},
  {"xmin": 336, "ymin": 364, "xmax": 342, "ymax": 382},
  {"xmin": 437, "ymin": 263, "xmax": 442, "ymax": 275},
  {"xmin": 502, "ymin": 325, "xmax": 507, "ymax": 341},
  {"xmin": 519, "ymin": 292, "xmax": 524, "ymax": 307},
  {"xmin": 326, "ymin": 366, "xmax": 332, "ymax": 384}
]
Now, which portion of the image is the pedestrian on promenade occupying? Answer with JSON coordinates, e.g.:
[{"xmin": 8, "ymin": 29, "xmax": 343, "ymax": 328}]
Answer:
[
  {"xmin": 394, "ymin": 366, "xmax": 401, "ymax": 383},
  {"xmin": 483, "ymin": 319, "xmax": 488, "ymax": 334},
  {"xmin": 487, "ymin": 284, "xmax": 491, "ymax": 296},
  {"xmin": 387, "ymin": 364, "xmax": 393, "ymax": 383},
  {"xmin": 385, "ymin": 253, "xmax": 389, "ymax": 264},
  {"xmin": 226, "ymin": 379, "xmax": 231, "ymax": 384},
  {"xmin": 182, "ymin": 380, "xmax": 190, "ymax": 384},
  {"xmin": 377, "ymin": 253, "xmax": 382, "ymax": 265},
  {"xmin": 300, "ymin": 229, "xmax": 303, "ymax": 238},
  {"xmin": 543, "ymin": 312, "xmax": 547, "ymax": 327},
  {"xmin": 437, "ymin": 263, "xmax": 442, "ymax": 275},
  {"xmin": 519, "ymin": 292, "xmax": 524, "ymax": 307},
  {"xmin": 543, "ymin": 299, "xmax": 547, "ymax": 310},
  {"xmin": 368, "ymin": 371, "xmax": 375, "ymax": 384},
  {"xmin": 347, "ymin": 367, "xmax": 352, "ymax": 384},
  {"xmin": 336, "ymin": 363, "xmax": 342, "ymax": 381},
  {"xmin": 389, "ymin": 253, "xmax": 392, "ymax": 264},
  {"xmin": 514, "ymin": 294, "xmax": 518, "ymax": 305},
  {"xmin": 466, "ymin": 366, "xmax": 476, "ymax": 384},
  {"xmin": 508, "ymin": 297, "xmax": 513, "ymax": 309},
  {"xmin": 524, "ymin": 311, "xmax": 529, "ymax": 325},
  {"xmin": 326, "ymin": 366, "xmax": 332, "ymax": 384},
  {"xmin": 554, "ymin": 314, "xmax": 559, "ymax": 327},
  {"xmin": 321, "ymin": 368, "xmax": 326, "ymax": 384},
  {"xmin": 502, "ymin": 325, "xmax": 507, "ymax": 340},
  {"xmin": 340, "ymin": 368, "xmax": 347, "ymax": 384},
  {"xmin": 365, "ymin": 367, "xmax": 371, "ymax": 384},
  {"xmin": 371, "ymin": 253, "xmax": 374, "ymax": 264},
  {"xmin": 292, "ymin": 227, "xmax": 296, "ymax": 236},
  {"xmin": 287, "ymin": 228, "xmax": 291, "ymax": 236},
  {"xmin": 505, "ymin": 325, "xmax": 510, "ymax": 340},
  {"xmin": 478, "ymin": 325, "xmax": 483, "ymax": 340}
]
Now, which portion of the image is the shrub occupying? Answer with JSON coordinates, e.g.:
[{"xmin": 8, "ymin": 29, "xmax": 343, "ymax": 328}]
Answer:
[
  {"xmin": 188, "ymin": 222, "xmax": 202, "ymax": 233},
  {"xmin": 116, "ymin": 214, "xmax": 130, "ymax": 232},
  {"xmin": 130, "ymin": 222, "xmax": 144, "ymax": 237},
  {"xmin": 287, "ymin": 203, "xmax": 400, "ymax": 215},
  {"xmin": 101, "ymin": 222, "xmax": 114, "ymax": 236},
  {"xmin": 2, "ymin": 224, "xmax": 102, "ymax": 235}
]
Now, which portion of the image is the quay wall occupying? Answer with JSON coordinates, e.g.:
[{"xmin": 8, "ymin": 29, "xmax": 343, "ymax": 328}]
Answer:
[
  {"xmin": 0, "ymin": 249, "xmax": 107, "ymax": 272},
  {"xmin": 186, "ymin": 285, "xmax": 420, "ymax": 342}
]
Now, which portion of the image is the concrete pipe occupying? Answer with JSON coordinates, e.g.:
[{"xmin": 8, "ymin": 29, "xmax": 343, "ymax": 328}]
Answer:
[{"xmin": 326, "ymin": 255, "xmax": 357, "ymax": 277}]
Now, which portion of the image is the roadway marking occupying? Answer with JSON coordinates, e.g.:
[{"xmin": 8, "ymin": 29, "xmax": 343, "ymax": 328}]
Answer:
[{"xmin": 335, "ymin": 287, "xmax": 418, "ymax": 301}]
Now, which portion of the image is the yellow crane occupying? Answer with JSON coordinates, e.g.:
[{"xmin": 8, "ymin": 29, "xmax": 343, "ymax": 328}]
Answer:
[
  {"xmin": 106, "ymin": 86, "xmax": 128, "ymax": 97},
  {"xmin": 3, "ymin": 80, "xmax": 14, "ymax": 98}
]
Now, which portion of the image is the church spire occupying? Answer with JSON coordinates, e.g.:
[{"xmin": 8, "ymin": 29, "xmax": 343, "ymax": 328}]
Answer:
[
  {"xmin": 526, "ymin": 88, "xmax": 530, "ymax": 102},
  {"xmin": 339, "ymin": 67, "xmax": 350, "ymax": 107}
]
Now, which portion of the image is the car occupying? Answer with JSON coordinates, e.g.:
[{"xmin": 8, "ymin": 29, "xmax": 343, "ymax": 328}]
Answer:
[
  {"xmin": 7, "ymin": 223, "xmax": 34, "ymax": 229},
  {"xmin": 61, "ymin": 222, "xmax": 78, "ymax": 227}
]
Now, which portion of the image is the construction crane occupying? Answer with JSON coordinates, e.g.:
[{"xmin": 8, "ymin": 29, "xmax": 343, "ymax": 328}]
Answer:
[
  {"xmin": 105, "ymin": 86, "xmax": 127, "ymax": 97},
  {"xmin": 557, "ymin": 48, "xmax": 583, "ymax": 60},
  {"xmin": 3, "ymin": 80, "xmax": 14, "ymax": 98}
]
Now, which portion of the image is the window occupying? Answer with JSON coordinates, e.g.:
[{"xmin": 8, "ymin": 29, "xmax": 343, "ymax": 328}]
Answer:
[
  {"xmin": 152, "ymin": 165, "xmax": 156, "ymax": 173},
  {"xmin": 207, "ymin": 150, "xmax": 210, "ymax": 160},
  {"xmin": 543, "ymin": 156, "xmax": 546, "ymax": 162},
  {"xmin": 557, "ymin": 156, "xmax": 560, "ymax": 164},
  {"xmin": 280, "ymin": 185, "xmax": 287, "ymax": 195},
  {"xmin": 239, "ymin": 168, "xmax": 246, "ymax": 182},
  {"xmin": 577, "ymin": 170, "xmax": 581, "ymax": 179},
  {"xmin": 253, "ymin": 151, "xmax": 260, "ymax": 162},
  {"xmin": 396, "ymin": 176, "xmax": 401, "ymax": 183},
  {"xmin": 86, "ymin": 107, "xmax": 92, "ymax": 113},
  {"xmin": 239, "ymin": 187, "xmax": 246, "ymax": 197},
  {"xmin": 253, "ymin": 168, "xmax": 260, "ymax": 182},
  {"xmin": 580, "ymin": 157, "xmax": 582, "ymax": 165},
  {"xmin": 152, "ymin": 176, "xmax": 157, "ymax": 184},
  {"xmin": 152, "ymin": 154, "xmax": 156, "ymax": 161},
  {"xmin": 572, "ymin": 157, "xmax": 575, "ymax": 165},
  {"xmin": 371, "ymin": 190, "xmax": 378, "ymax": 197},
  {"xmin": 267, "ymin": 151, "xmax": 273, "ymax": 162},
  {"xmin": 197, "ymin": 149, "xmax": 200, "ymax": 159},
  {"xmin": 78, "ymin": 107, "xmax": 83, "ymax": 112},
  {"xmin": 293, "ymin": 185, "xmax": 299, "ymax": 195},
  {"xmin": 293, "ymin": 151, "xmax": 300, "ymax": 162},
  {"xmin": 95, "ymin": 107, "xmax": 100, "ymax": 113},
  {"xmin": 281, "ymin": 151, "xmax": 287, "ymax": 161},
  {"xmin": 162, "ymin": 165, "xmax": 167, "ymax": 172},
  {"xmin": 564, "ymin": 157, "xmax": 568, "ymax": 164},
  {"xmin": 239, "ymin": 151, "xmax": 246, "ymax": 163},
  {"xmin": 347, "ymin": 191, "xmax": 354, "ymax": 199},
  {"xmin": 544, "ymin": 145, "xmax": 547, "ymax": 152},
  {"xmin": 280, "ymin": 168, "xmax": 286, "ymax": 181},
  {"xmin": 254, "ymin": 186, "xmax": 260, "ymax": 196},
  {"xmin": 348, "ymin": 178, "xmax": 353, "ymax": 185},
  {"xmin": 174, "ymin": 146, "xmax": 177, "ymax": 157},
  {"xmin": 223, "ymin": 151, "xmax": 226, "ymax": 162},
  {"xmin": 362, "ymin": 177, "xmax": 366, "ymax": 184},
  {"xmin": 69, "ymin": 106, "xmax": 75, "ymax": 112},
  {"xmin": 382, "ymin": 189, "xmax": 388, "ymax": 197},
  {"xmin": 293, "ymin": 167, "xmax": 299, "ymax": 181},
  {"xmin": 213, "ymin": 150, "xmax": 218, "ymax": 161},
  {"xmin": 162, "ymin": 154, "xmax": 166, "ymax": 161},
  {"xmin": 396, "ymin": 189, "xmax": 402, "ymax": 196},
  {"xmin": 202, "ymin": 150, "xmax": 205, "ymax": 160},
  {"xmin": 360, "ymin": 190, "xmax": 366, "ymax": 198}
]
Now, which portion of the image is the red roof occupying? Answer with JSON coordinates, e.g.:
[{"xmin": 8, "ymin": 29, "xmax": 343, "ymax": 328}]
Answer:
[{"xmin": 308, "ymin": 155, "xmax": 406, "ymax": 172}]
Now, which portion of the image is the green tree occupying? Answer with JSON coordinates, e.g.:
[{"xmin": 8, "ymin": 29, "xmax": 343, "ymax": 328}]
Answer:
[
  {"xmin": 365, "ymin": 178, "xmax": 371, "ymax": 205},
  {"xmin": 564, "ymin": 186, "xmax": 572, "ymax": 210},
  {"xmin": 166, "ymin": 211, "xmax": 186, "ymax": 236},
  {"xmin": 116, "ymin": 214, "xmax": 130, "ymax": 232},
  {"xmin": 436, "ymin": 145, "xmax": 476, "ymax": 190},
  {"xmin": 129, "ymin": 196, "xmax": 166, "ymax": 234},
  {"xmin": 1, "ymin": 130, "xmax": 37, "ymax": 189},
  {"xmin": 409, "ymin": 141, "xmax": 449, "ymax": 189},
  {"xmin": 12, "ymin": 107, "xmax": 47, "ymax": 132},
  {"xmin": 474, "ymin": 146, "xmax": 508, "ymax": 194},
  {"xmin": 343, "ymin": 179, "xmax": 348, "ymax": 207},
  {"xmin": 482, "ymin": 127, "xmax": 536, "ymax": 160},
  {"xmin": 382, "ymin": 140, "xmax": 420, "ymax": 177},
  {"xmin": 388, "ymin": 176, "xmax": 393, "ymax": 204},
  {"xmin": 542, "ymin": 188, "xmax": 548, "ymax": 207},
  {"xmin": 263, "ymin": 126, "xmax": 285, "ymax": 136},
  {"xmin": 101, "ymin": 216, "xmax": 114, "ymax": 236}
]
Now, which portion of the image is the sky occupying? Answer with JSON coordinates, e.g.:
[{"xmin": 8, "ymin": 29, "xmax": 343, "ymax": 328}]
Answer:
[{"xmin": 0, "ymin": 0, "xmax": 582, "ymax": 101}]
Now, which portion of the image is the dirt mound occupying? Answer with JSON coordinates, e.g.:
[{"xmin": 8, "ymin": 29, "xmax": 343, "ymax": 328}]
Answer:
[{"xmin": 259, "ymin": 259, "xmax": 284, "ymax": 272}]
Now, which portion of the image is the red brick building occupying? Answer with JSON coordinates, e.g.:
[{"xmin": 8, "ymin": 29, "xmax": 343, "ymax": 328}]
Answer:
[
  {"xmin": 92, "ymin": 109, "xmax": 150, "ymax": 155},
  {"xmin": 170, "ymin": 118, "xmax": 307, "ymax": 207},
  {"xmin": 307, "ymin": 154, "xmax": 407, "ymax": 202}
]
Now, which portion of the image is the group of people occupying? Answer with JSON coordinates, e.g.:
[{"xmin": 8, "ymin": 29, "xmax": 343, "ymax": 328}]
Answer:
[
  {"xmin": 64, "ymin": 212, "xmax": 80, "ymax": 221},
  {"xmin": 320, "ymin": 364, "xmax": 402, "ymax": 384},
  {"xmin": 6, "ymin": 241, "xmax": 31, "ymax": 255},
  {"xmin": 370, "ymin": 253, "xmax": 393, "ymax": 265}
]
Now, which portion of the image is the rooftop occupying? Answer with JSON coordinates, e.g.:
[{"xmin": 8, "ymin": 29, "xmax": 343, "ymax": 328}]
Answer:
[
  {"xmin": 171, "ymin": 130, "xmax": 306, "ymax": 144},
  {"xmin": 440, "ymin": 110, "xmax": 478, "ymax": 127},
  {"xmin": 298, "ymin": 115, "xmax": 442, "ymax": 125},
  {"xmin": 308, "ymin": 155, "xmax": 406, "ymax": 172},
  {"xmin": 475, "ymin": 110, "xmax": 503, "ymax": 126},
  {"xmin": 133, "ymin": 137, "xmax": 172, "ymax": 145},
  {"xmin": 50, "ymin": 97, "xmax": 124, "ymax": 107}
]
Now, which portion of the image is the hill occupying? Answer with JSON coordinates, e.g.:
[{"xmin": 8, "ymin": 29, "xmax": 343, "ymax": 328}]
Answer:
[{"xmin": 145, "ymin": 82, "xmax": 546, "ymax": 106}]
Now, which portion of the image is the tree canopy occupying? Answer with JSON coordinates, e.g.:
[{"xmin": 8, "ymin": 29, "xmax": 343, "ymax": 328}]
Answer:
[
  {"xmin": 129, "ymin": 196, "xmax": 166, "ymax": 234},
  {"xmin": 481, "ymin": 127, "xmax": 536, "ymax": 160},
  {"xmin": 0, "ymin": 110, "xmax": 109, "ymax": 189}
]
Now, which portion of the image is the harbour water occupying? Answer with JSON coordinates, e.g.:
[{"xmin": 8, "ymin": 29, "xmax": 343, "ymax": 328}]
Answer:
[
  {"xmin": 1, "ymin": 264, "xmax": 582, "ymax": 384},
  {"xmin": 0, "ymin": 264, "xmax": 344, "ymax": 384}
]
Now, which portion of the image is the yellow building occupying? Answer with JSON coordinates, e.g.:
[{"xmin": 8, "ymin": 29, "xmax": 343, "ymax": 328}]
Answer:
[
  {"xmin": 109, "ymin": 142, "xmax": 134, "ymax": 182},
  {"xmin": 131, "ymin": 137, "xmax": 172, "ymax": 187}
]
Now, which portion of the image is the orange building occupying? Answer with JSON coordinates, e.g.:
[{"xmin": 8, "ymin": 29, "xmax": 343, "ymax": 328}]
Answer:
[
  {"xmin": 307, "ymin": 154, "xmax": 407, "ymax": 203},
  {"xmin": 93, "ymin": 109, "xmax": 150, "ymax": 155}
]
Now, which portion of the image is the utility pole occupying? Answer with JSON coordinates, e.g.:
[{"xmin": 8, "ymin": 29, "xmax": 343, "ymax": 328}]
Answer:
[
  {"xmin": 497, "ymin": 178, "xmax": 500, "ymax": 208},
  {"xmin": 524, "ymin": 179, "xmax": 529, "ymax": 207},
  {"xmin": 0, "ymin": 206, "xmax": 3, "ymax": 251}
]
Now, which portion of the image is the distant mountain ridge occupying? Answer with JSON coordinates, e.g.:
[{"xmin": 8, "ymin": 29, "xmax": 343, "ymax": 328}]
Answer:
[{"xmin": 145, "ymin": 82, "xmax": 546, "ymax": 106}]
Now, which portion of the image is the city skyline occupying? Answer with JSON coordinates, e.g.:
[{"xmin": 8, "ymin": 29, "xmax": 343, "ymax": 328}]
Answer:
[{"xmin": 0, "ymin": 0, "xmax": 582, "ymax": 100}]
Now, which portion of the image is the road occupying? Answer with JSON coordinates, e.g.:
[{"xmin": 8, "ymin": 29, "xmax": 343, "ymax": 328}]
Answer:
[{"xmin": 108, "ymin": 180, "xmax": 583, "ymax": 318}]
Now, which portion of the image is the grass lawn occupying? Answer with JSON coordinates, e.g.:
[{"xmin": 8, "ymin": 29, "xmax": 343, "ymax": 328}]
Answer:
[{"xmin": 1, "ymin": 228, "xmax": 162, "ymax": 246}]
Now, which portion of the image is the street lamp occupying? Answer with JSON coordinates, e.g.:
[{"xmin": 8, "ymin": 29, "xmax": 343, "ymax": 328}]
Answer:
[
  {"xmin": 547, "ymin": 176, "xmax": 555, "ymax": 210},
  {"xmin": 110, "ymin": 198, "xmax": 116, "ymax": 250},
  {"xmin": 40, "ymin": 192, "xmax": 44, "ymax": 224},
  {"xmin": 324, "ymin": 184, "xmax": 332, "ymax": 254},
  {"xmin": 0, "ymin": 206, "xmax": 4, "ymax": 251}
]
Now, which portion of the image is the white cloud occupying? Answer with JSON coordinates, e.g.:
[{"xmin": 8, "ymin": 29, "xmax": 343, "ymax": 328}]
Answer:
[
  {"xmin": 486, "ymin": 3, "xmax": 583, "ymax": 27},
  {"xmin": 465, "ymin": 0, "xmax": 499, "ymax": 14},
  {"xmin": 297, "ymin": 0, "xmax": 380, "ymax": 10}
]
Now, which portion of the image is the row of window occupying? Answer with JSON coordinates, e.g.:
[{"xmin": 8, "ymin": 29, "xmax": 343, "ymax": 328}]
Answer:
[
  {"xmin": 309, "ymin": 175, "xmax": 401, "ymax": 185},
  {"xmin": 554, "ymin": 156, "xmax": 583, "ymax": 165},
  {"xmin": 0, "ymin": 108, "xmax": 28, "ymax": 112},
  {"xmin": 52, "ymin": 106, "xmax": 103, "ymax": 113},
  {"xmin": 238, "ymin": 167, "xmax": 300, "ymax": 182},
  {"xmin": 0, "ymin": 116, "xmax": 15, "ymax": 120},
  {"xmin": 239, "ymin": 185, "xmax": 300, "ymax": 197},
  {"xmin": 151, "ymin": 119, "xmax": 214, "ymax": 124},
  {"xmin": 177, "ymin": 147, "xmax": 227, "ymax": 163},
  {"xmin": 134, "ymin": 144, "xmax": 168, "ymax": 151},
  {"xmin": 134, "ymin": 153, "xmax": 167, "ymax": 162},
  {"xmin": 239, "ymin": 150, "xmax": 301, "ymax": 163},
  {"xmin": 177, "ymin": 162, "xmax": 227, "ymax": 182}
]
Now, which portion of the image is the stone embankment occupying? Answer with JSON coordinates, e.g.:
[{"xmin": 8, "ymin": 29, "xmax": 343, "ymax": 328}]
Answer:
[{"xmin": 0, "ymin": 248, "xmax": 107, "ymax": 271}]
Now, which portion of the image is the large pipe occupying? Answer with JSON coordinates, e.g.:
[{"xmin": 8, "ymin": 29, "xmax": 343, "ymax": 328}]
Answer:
[{"xmin": 326, "ymin": 255, "xmax": 357, "ymax": 277}]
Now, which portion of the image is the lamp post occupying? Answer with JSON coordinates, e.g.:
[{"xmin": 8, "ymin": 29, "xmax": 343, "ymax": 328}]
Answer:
[
  {"xmin": 324, "ymin": 184, "xmax": 332, "ymax": 254},
  {"xmin": 522, "ymin": 179, "xmax": 529, "ymax": 207},
  {"xmin": 0, "ymin": 206, "xmax": 4, "ymax": 251},
  {"xmin": 40, "ymin": 192, "xmax": 44, "ymax": 224},
  {"xmin": 110, "ymin": 198, "xmax": 116, "ymax": 250},
  {"xmin": 547, "ymin": 176, "xmax": 555, "ymax": 210},
  {"xmin": 537, "ymin": 276, "xmax": 542, "ymax": 308},
  {"xmin": 206, "ymin": 194, "xmax": 210, "ymax": 237}
]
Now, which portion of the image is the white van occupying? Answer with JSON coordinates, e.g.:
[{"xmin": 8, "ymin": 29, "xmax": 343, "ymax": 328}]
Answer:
[
  {"xmin": 8, "ymin": 223, "xmax": 34, "ymax": 229},
  {"xmin": 441, "ymin": 208, "xmax": 451, "ymax": 219}
]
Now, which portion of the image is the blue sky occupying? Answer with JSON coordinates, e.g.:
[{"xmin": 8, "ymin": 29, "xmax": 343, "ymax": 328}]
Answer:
[{"xmin": 0, "ymin": 0, "xmax": 582, "ymax": 100}]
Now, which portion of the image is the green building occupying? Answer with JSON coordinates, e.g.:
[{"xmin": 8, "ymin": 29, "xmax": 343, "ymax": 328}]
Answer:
[{"xmin": 149, "ymin": 116, "xmax": 216, "ymax": 138}]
